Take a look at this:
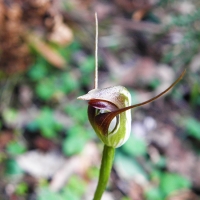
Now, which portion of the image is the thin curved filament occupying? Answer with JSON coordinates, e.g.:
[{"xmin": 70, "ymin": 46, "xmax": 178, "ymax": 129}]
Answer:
[{"xmin": 98, "ymin": 69, "xmax": 186, "ymax": 133}]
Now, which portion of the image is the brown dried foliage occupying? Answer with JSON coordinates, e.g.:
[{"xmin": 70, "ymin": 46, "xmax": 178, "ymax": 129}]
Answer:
[{"xmin": 0, "ymin": 0, "xmax": 72, "ymax": 75}]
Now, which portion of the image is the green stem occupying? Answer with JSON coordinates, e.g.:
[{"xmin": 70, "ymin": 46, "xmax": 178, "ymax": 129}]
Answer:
[{"xmin": 93, "ymin": 145, "xmax": 115, "ymax": 200}]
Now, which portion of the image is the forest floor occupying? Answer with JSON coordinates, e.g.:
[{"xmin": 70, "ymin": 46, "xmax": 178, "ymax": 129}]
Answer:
[{"xmin": 0, "ymin": 0, "xmax": 200, "ymax": 200}]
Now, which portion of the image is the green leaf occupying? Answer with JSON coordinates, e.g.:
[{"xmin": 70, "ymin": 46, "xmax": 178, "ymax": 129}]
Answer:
[
  {"xmin": 67, "ymin": 125, "xmax": 88, "ymax": 137},
  {"xmin": 28, "ymin": 57, "xmax": 48, "ymax": 81},
  {"xmin": 148, "ymin": 78, "xmax": 160, "ymax": 90},
  {"xmin": 6, "ymin": 141, "xmax": 26, "ymax": 156},
  {"xmin": 121, "ymin": 134, "xmax": 147, "ymax": 156},
  {"xmin": 2, "ymin": 108, "xmax": 17, "ymax": 125},
  {"xmin": 5, "ymin": 159, "xmax": 23, "ymax": 175},
  {"xmin": 59, "ymin": 175, "xmax": 87, "ymax": 200},
  {"xmin": 63, "ymin": 133, "xmax": 87, "ymax": 156},
  {"xmin": 38, "ymin": 187, "xmax": 63, "ymax": 200},
  {"xmin": 67, "ymin": 175, "xmax": 87, "ymax": 196},
  {"xmin": 33, "ymin": 108, "xmax": 62, "ymax": 139},
  {"xmin": 190, "ymin": 81, "xmax": 200, "ymax": 106},
  {"xmin": 145, "ymin": 187, "xmax": 163, "ymax": 200},
  {"xmin": 154, "ymin": 156, "xmax": 166, "ymax": 168},
  {"xmin": 61, "ymin": 188, "xmax": 80, "ymax": 200},
  {"xmin": 41, "ymin": 126, "xmax": 56, "ymax": 139},
  {"xmin": 15, "ymin": 182, "xmax": 28, "ymax": 195},
  {"xmin": 65, "ymin": 103, "xmax": 87, "ymax": 124},
  {"xmin": 87, "ymin": 166, "xmax": 99, "ymax": 179},
  {"xmin": 59, "ymin": 73, "xmax": 79, "ymax": 93},
  {"xmin": 36, "ymin": 79, "xmax": 56, "ymax": 100},
  {"xmin": 80, "ymin": 56, "xmax": 95, "ymax": 73},
  {"xmin": 185, "ymin": 117, "xmax": 200, "ymax": 139},
  {"xmin": 160, "ymin": 172, "xmax": 191, "ymax": 197},
  {"xmin": 115, "ymin": 152, "xmax": 147, "ymax": 180},
  {"xmin": 150, "ymin": 169, "xmax": 162, "ymax": 182},
  {"xmin": 69, "ymin": 41, "xmax": 81, "ymax": 51},
  {"xmin": 26, "ymin": 120, "xmax": 40, "ymax": 132}
]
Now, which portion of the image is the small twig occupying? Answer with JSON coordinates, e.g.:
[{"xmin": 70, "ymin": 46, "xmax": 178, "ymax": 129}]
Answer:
[{"xmin": 94, "ymin": 12, "xmax": 98, "ymax": 89}]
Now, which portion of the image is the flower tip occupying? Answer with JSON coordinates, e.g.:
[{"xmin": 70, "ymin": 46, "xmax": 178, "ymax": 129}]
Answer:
[
  {"xmin": 77, "ymin": 89, "xmax": 98, "ymax": 100},
  {"xmin": 77, "ymin": 95, "xmax": 84, "ymax": 100},
  {"xmin": 77, "ymin": 93, "xmax": 90, "ymax": 100}
]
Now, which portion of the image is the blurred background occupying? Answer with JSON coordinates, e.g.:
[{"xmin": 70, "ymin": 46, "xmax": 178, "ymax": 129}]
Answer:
[{"xmin": 0, "ymin": 0, "xmax": 200, "ymax": 199}]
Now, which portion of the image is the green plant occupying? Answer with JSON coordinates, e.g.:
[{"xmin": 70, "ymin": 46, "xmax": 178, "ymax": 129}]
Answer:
[
  {"xmin": 185, "ymin": 117, "xmax": 200, "ymax": 140},
  {"xmin": 146, "ymin": 171, "xmax": 191, "ymax": 200},
  {"xmin": 78, "ymin": 13, "xmax": 186, "ymax": 200},
  {"xmin": 15, "ymin": 182, "xmax": 28, "ymax": 196},
  {"xmin": 62, "ymin": 126, "xmax": 89, "ymax": 156},
  {"xmin": 37, "ymin": 175, "xmax": 87, "ymax": 200},
  {"xmin": 6, "ymin": 141, "xmax": 26, "ymax": 156},
  {"xmin": 27, "ymin": 107, "xmax": 63, "ymax": 139}
]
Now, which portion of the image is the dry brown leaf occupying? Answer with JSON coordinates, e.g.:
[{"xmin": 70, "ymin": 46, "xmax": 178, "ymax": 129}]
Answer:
[
  {"xmin": 48, "ymin": 15, "xmax": 73, "ymax": 46},
  {"xmin": 27, "ymin": 34, "xmax": 66, "ymax": 68},
  {"xmin": 132, "ymin": 9, "xmax": 149, "ymax": 21}
]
